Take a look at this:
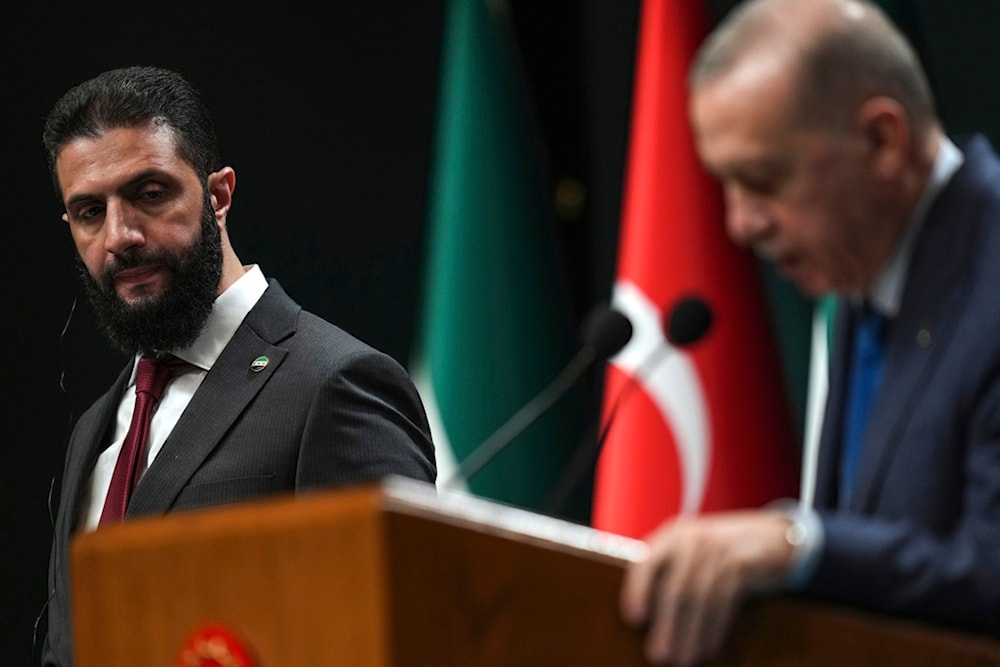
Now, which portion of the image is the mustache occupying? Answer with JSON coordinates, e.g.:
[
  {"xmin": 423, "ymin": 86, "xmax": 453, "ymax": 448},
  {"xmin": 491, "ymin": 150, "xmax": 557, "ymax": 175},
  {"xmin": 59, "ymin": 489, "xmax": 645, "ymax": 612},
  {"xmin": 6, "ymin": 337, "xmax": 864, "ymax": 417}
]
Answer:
[{"xmin": 99, "ymin": 250, "xmax": 179, "ymax": 285}]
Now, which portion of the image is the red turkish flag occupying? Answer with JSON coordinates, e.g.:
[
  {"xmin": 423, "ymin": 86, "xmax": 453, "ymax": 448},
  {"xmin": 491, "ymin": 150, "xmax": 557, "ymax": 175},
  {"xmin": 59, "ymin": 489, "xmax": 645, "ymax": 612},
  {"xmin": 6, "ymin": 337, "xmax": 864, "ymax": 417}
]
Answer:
[{"xmin": 591, "ymin": 0, "xmax": 800, "ymax": 539}]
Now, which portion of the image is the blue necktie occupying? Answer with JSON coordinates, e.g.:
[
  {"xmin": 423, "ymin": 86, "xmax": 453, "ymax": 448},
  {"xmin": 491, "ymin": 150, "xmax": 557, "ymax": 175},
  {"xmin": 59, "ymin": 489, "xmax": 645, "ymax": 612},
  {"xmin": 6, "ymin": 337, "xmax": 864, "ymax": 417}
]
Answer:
[{"xmin": 840, "ymin": 306, "xmax": 887, "ymax": 505}]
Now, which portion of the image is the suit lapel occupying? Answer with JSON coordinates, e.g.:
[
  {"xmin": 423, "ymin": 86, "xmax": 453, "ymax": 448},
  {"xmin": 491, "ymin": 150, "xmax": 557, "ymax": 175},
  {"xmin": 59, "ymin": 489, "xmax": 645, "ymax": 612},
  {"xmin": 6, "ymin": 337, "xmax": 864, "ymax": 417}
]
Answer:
[
  {"xmin": 125, "ymin": 281, "xmax": 298, "ymax": 516},
  {"xmin": 851, "ymin": 278, "xmax": 964, "ymax": 510},
  {"xmin": 59, "ymin": 365, "xmax": 130, "ymax": 534},
  {"xmin": 849, "ymin": 153, "xmax": 982, "ymax": 511}
]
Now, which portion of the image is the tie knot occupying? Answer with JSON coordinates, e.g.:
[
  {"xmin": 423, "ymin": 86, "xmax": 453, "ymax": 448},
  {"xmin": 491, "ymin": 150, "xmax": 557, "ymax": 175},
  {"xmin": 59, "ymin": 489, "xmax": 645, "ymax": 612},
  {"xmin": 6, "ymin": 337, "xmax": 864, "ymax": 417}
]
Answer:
[
  {"xmin": 856, "ymin": 305, "xmax": 888, "ymax": 346},
  {"xmin": 134, "ymin": 355, "xmax": 190, "ymax": 401}
]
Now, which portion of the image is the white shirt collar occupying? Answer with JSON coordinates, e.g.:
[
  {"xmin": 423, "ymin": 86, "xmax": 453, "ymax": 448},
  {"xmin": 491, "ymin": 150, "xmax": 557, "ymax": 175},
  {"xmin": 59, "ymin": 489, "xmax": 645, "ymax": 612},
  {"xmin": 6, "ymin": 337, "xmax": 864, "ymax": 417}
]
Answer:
[{"xmin": 867, "ymin": 136, "xmax": 963, "ymax": 318}]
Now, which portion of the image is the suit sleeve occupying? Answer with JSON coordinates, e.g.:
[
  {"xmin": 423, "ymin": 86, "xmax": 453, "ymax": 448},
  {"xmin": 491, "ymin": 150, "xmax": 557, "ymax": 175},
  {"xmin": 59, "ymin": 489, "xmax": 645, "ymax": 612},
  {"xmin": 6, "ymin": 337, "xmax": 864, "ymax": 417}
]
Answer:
[{"xmin": 296, "ymin": 346, "xmax": 437, "ymax": 487}]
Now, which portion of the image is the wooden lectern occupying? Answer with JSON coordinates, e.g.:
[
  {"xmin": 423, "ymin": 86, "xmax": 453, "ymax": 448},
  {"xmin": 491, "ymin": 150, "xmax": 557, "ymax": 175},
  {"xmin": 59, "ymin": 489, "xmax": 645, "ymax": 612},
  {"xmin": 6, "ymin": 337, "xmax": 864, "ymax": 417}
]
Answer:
[{"xmin": 71, "ymin": 477, "xmax": 1000, "ymax": 666}]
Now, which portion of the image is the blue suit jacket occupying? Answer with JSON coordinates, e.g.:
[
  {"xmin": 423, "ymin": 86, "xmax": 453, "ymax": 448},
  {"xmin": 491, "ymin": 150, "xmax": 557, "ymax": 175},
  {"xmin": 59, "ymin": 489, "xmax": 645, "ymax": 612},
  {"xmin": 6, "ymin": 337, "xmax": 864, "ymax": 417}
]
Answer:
[
  {"xmin": 42, "ymin": 280, "xmax": 436, "ymax": 666},
  {"xmin": 810, "ymin": 135, "xmax": 1000, "ymax": 633}
]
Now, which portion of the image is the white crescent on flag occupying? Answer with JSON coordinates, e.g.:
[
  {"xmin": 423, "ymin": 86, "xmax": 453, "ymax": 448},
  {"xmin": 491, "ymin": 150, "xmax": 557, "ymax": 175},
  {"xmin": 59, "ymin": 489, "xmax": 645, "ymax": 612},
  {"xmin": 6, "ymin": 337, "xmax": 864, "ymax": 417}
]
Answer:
[{"xmin": 609, "ymin": 280, "xmax": 711, "ymax": 514}]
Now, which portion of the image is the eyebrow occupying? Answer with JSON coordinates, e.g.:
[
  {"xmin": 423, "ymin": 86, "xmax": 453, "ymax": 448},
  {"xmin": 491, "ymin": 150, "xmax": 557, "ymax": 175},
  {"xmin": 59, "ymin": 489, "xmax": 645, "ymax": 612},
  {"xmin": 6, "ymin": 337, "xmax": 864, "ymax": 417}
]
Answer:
[
  {"xmin": 64, "ymin": 168, "xmax": 171, "ymax": 209},
  {"xmin": 715, "ymin": 156, "xmax": 789, "ymax": 182}
]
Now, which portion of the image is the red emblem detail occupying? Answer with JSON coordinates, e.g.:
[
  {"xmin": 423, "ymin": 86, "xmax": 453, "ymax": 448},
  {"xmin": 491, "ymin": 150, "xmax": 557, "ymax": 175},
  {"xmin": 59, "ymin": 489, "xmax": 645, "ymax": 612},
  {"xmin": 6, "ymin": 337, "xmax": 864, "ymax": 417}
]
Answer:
[{"xmin": 174, "ymin": 622, "xmax": 256, "ymax": 667}]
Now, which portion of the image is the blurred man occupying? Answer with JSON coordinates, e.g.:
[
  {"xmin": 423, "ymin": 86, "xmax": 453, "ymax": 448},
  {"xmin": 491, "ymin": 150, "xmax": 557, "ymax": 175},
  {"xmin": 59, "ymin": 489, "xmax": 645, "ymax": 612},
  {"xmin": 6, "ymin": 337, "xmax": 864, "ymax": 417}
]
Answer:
[{"xmin": 620, "ymin": 0, "xmax": 1000, "ymax": 663}]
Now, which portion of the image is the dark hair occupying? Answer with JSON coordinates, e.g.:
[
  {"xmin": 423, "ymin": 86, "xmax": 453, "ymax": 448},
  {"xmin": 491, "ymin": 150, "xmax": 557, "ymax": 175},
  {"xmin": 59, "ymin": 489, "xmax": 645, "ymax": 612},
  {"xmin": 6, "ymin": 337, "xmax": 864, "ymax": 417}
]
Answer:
[{"xmin": 42, "ymin": 65, "xmax": 222, "ymax": 199}]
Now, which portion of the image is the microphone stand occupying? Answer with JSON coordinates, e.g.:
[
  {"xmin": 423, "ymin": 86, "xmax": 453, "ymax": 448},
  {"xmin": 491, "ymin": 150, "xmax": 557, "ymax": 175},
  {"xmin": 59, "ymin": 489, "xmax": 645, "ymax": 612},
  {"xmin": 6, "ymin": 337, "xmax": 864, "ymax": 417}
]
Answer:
[
  {"xmin": 440, "ymin": 346, "xmax": 598, "ymax": 491},
  {"xmin": 543, "ymin": 344, "xmax": 670, "ymax": 515}
]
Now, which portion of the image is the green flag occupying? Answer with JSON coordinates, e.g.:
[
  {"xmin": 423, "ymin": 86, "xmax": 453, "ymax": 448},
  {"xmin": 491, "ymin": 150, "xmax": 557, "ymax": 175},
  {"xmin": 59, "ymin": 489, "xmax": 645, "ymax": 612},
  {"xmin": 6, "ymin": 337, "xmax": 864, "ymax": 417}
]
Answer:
[{"xmin": 412, "ymin": 0, "xmax": 587, "ymax": 518}]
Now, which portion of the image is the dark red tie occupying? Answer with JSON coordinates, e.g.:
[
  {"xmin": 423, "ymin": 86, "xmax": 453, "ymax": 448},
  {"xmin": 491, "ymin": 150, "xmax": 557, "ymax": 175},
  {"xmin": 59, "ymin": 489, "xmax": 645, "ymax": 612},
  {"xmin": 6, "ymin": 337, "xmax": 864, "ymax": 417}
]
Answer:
[{"xmin": 100, "ymin": 355, "xmax": 187, "ymax": 524}]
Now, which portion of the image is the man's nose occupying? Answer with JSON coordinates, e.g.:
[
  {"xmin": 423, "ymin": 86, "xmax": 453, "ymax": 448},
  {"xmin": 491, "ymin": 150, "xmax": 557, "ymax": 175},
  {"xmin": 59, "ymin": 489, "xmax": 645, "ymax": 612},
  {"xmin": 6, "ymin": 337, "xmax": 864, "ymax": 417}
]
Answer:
[
  {"xmin": 724, "ymin": 187, "xmax": 769, "ymax": 246},
  {"xmin": 103, "ymin": 200, "xmax": 144, "ymax": 254}
]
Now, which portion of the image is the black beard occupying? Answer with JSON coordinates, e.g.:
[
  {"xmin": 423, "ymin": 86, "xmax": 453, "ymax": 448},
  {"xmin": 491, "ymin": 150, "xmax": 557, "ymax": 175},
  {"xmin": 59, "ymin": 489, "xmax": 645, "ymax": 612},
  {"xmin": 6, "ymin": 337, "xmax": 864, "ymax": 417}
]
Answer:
[{"xmin": 76, "ymin": 198, "xmax": 223, "ymax": 356}]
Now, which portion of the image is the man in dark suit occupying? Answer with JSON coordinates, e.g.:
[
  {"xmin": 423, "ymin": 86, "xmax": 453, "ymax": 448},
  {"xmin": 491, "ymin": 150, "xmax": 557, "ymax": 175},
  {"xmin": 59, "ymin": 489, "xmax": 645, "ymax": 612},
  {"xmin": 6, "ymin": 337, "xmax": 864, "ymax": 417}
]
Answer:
[
  {"xmin": 618, "ymin": 0, "xmax": 1000, "ymax": 664},
  {"xmin": 39, "ymin": 66, "xmax": 436, "ymax": 667}
]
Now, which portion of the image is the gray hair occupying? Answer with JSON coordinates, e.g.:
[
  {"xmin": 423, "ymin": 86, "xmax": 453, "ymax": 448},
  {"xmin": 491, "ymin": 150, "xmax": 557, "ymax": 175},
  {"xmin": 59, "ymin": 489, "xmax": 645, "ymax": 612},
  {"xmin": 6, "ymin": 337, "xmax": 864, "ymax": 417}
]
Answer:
[{"xmin": 689, "ymin": 0, "xmax": 937, "ymax": 133}]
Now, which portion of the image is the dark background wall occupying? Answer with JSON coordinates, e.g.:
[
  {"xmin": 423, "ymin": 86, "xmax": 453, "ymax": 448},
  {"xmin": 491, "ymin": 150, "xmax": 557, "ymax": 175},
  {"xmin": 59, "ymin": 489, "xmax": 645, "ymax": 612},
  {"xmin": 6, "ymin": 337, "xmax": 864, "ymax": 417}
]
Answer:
[{"xmin": 2, "ymin": 2, "xmax": 998, "ymax": 664}]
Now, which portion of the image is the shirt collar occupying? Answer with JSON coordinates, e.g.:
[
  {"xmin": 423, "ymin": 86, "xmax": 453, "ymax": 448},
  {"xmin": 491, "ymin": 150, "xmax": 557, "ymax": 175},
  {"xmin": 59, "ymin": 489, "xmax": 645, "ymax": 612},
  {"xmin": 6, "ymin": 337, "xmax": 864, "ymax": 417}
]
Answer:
[{"xmin": 866, "ymin": 136, "xmax": 963, "ymax": 318}]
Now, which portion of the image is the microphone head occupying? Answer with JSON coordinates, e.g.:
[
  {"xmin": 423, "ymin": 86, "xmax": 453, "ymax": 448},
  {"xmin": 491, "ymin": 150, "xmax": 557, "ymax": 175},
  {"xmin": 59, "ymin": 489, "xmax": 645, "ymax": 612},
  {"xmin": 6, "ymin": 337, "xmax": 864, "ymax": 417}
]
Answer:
[
  {"xmin": 665, "ymin": 295, "xmax": 713, "ymax": 346},
  {"xmin": 581, "ymin": 305, "xmax": 633, "ymax": 360}
]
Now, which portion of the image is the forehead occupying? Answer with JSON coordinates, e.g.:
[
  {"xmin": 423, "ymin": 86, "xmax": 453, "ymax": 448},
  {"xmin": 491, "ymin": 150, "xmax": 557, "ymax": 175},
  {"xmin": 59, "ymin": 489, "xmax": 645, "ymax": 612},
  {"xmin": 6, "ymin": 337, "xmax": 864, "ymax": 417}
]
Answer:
[
  {"xmin": 55, "ymin": 124, "xmax": 190, "ymax": 198},
  {"xmin": 689, "ymin": 50, "xmax": 803, "ymax": 171}
]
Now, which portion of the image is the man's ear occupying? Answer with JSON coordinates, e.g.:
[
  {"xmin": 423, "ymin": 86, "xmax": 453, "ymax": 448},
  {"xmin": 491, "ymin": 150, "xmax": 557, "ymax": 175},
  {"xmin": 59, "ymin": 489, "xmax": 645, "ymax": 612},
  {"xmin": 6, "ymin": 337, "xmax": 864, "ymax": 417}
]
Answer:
[
  {"xmin": 856, "ymin": 96, "xmax": 910, "ymax": 180},
  {"xmin": 207, "ymin": 167, "xmax": 236, "ymax": 222}
]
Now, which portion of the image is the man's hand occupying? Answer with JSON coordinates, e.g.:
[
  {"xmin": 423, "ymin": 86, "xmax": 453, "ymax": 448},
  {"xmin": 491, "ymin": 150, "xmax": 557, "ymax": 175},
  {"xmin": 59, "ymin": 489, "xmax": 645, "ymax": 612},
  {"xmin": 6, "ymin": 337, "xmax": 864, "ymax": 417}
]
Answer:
[{"xmin": 619, "ymin": 510, "xmax": 796, "ymax": 665}]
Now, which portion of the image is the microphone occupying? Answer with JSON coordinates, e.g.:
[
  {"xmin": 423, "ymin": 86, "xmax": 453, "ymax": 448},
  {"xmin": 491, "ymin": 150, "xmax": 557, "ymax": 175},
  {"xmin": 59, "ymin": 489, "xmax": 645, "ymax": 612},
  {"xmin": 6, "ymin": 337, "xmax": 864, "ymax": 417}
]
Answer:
[
  {"xmin": 665, "ymin": 295, "xmax": 713, "ymax": 346},
  {"xmin": 543, "ymin": 294, "xmax": 713, "ymax": 514},
  {"xmin": 440, "ymin": 304, "xmax": 633, "ymax": 490}
]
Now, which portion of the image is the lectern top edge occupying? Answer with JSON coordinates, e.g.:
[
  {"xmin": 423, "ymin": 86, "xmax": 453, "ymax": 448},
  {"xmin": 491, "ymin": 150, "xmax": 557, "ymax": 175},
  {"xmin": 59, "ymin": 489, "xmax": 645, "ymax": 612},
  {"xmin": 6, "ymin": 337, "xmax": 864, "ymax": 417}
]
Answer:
[
  {"xmin": 71, "ymin": 475, "xmax": 650, "ymax": 570},
  {"xmin": 379, "ymin": 475, "xmax": 649, "ymax": 566}
]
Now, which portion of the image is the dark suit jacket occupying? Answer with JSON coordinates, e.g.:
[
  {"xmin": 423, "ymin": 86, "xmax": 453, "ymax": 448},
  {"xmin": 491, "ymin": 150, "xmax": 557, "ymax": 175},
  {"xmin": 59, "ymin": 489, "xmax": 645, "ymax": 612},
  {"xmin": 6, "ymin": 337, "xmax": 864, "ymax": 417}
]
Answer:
[
  {"xmin": 41, "ymin": 280, "xmax": 436, "ymax": 666},
  {"xmin": 809, "ymin": 135, "xmax": 1000, "ymax": 633}
]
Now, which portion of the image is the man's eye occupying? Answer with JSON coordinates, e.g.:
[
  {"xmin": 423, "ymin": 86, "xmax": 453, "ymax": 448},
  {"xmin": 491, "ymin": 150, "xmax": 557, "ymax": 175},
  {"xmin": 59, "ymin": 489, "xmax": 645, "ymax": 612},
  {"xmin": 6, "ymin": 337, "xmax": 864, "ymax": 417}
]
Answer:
[
  {"xmin": 137, "ymin": 188, "xmax": 165, "ymax": 203},
  {"xmin": 742, "ymin": 177, "xmax": 779, "ymax": 195},
  {"xmin": 77, "ymin": 205, "xmax": 105, "ymax": 221}
]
